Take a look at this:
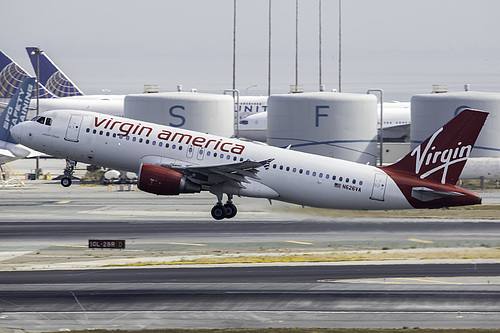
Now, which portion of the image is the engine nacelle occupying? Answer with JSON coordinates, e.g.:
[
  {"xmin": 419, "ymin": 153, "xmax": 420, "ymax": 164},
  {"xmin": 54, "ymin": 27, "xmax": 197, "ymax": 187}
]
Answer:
[{"xmin": 138, "ymin": 163, "xmax": 201, "ymax": 195}]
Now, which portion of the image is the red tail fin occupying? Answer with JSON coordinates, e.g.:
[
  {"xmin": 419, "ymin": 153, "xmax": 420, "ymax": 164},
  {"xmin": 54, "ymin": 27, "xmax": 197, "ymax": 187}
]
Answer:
[{"xmin": 382, "ymin": 109, "xmax": 488, "ymax": 185}]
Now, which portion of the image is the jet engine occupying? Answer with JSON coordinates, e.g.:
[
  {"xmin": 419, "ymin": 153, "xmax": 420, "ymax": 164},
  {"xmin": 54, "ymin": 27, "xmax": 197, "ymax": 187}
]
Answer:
[{"xmin": 138, "ymin": 163, "xmax": 201, "ymax": 195}]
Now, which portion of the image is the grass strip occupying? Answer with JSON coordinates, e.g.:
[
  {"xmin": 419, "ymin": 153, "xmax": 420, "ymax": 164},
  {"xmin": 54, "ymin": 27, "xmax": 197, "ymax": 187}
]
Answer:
[{"xmin": 103, "ymin": 248, "xmax": 500, "ymax": 267}]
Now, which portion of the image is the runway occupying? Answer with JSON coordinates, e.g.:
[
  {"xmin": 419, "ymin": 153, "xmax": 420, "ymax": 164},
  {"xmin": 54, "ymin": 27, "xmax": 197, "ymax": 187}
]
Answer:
[
  {"xmin": 1, "ymin": 264, "xmax": 500, "ymax": 330},
  {"xmin": 0, "ymin": 180, "xmax": 500, "ymax": 330}
]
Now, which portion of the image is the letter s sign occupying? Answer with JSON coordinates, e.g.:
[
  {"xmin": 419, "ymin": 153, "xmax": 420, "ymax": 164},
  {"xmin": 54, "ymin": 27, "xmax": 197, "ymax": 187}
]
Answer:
[{"xmin": 169, "ymin": 105, "xmax": 186, "ymax": 127}]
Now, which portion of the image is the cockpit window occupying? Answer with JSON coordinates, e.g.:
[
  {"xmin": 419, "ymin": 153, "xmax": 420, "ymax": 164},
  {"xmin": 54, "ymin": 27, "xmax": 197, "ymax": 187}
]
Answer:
[{"xmin": 31, "ymin": 116, "xmax": 52, "ymax": 126}]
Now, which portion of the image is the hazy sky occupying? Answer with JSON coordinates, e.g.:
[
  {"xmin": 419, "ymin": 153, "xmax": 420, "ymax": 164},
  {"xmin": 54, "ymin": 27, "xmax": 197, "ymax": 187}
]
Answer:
[{"xmin": 3, "ymin": 0, "xmax": 500, "ymax": 100}]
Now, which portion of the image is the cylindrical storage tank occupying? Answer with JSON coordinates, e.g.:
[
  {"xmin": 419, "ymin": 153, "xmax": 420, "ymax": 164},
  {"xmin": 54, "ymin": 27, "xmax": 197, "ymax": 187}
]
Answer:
[
  {"xmin": 124, "ymin": 92, "xmax": 234, "ymax": 137},
  {"xmin": 411, "ymin": 92, "xmax": 500, "ymax": 157},
  {"xmin": 267, "ymin": 92, "xmax": 378, "ymax": 164}
]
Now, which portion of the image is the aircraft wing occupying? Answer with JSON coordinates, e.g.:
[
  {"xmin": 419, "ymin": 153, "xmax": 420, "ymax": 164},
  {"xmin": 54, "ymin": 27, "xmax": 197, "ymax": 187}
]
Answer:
[
  {"xmin": 1, "ymin": 103, "xmax": 37, "ymax": 112},
  {"xmin": 0, "ymin": 148, "xmax": 16, "ymax": 158},
  {"xmin": 26, "ymin": 149, "xmax": 47, "ymax": 158},
  {"xmin": 165, "ymin": 158, "xmax": 274, "ymax": 186}
]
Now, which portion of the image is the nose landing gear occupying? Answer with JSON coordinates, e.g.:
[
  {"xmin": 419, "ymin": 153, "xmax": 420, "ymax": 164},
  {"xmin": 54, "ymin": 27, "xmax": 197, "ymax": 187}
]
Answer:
[{"xmin": 61, "ymin": 159, "xmax": 76, "ymax": 187}]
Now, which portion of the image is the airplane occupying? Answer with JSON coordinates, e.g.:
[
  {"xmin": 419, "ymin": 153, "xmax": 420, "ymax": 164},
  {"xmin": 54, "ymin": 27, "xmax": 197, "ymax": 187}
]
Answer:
[
  {"xmin": 238, "ymin": 111, "xmax": 267, "ymax": 141},
  {"xmin": 0, "ymin": 77, "xmax": 42, "ymax": 164},
  {"xmin": 377, "ymin": 101, "xmax": 411, "ymax": 142},
  {"xmin": 11, "ymin": 107, "xmax": 487, "ymax": 219},
  {"xmin": 237, "ymin": 96, "xmax": 268, "ymax": 117},
  {"xmin": 238, "ymin": 101, "xmax": 411, "ymax": 143}
]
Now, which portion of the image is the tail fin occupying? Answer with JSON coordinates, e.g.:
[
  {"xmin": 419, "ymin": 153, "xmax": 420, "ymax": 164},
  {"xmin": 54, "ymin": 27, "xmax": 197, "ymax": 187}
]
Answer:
[
  {"xmin": 0, "ymin": 49, "xmax": 55, "ymax": 99},
  {"xmin": 0, "ymin": 77, "xmax": 35, "ymax": 143},
  {"xmin": 382, "ymin": 109, "xmax": 488, "ymax": 185},
  {"xmin": 26, "ymin": 47, "xmax": 84, "ymax": 97},
  {"xmin": 0, "ymin": 49, "xmax": 31, "ymax": 98}
]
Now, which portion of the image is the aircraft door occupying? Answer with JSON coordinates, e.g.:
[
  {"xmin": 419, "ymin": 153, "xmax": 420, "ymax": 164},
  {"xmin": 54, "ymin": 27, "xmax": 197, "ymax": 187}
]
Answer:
[
  {"xmin": 370, "ymin": 172, "xmax": 387, "ymax": 201},
  {"xmin": 65, "ymin": 115, "xmax": 84, "ymax": 142}
]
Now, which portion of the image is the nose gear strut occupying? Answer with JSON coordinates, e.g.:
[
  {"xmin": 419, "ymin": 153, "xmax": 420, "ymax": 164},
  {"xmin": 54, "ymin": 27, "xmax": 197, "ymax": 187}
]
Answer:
[{"xmin": 61, "ymin": 159, "xmax": 76, "ymax": 187}]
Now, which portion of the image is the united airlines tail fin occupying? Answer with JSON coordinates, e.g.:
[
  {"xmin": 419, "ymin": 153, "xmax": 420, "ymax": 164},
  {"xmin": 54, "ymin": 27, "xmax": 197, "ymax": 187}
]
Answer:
[
  {"xmin": 0, "ymin": 77, "xmax": 35, "ymax": 143},
  {"xmin": 0, "ymin": 49, "xmax": 55, "ymax": 99},
  {"xmin": 26, "ymin": 47, "xmax": 84, "ymax": 97},
  {"xmin": 382, "ymin": 109, "xmax": 488, "ymax": 185}
]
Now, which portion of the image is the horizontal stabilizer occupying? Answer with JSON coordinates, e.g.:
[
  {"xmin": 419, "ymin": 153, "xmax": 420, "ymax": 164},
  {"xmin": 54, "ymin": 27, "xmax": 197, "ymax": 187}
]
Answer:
[{"xmin": 411, "ymin": 187, "xmax": 464, "ymax": 202}]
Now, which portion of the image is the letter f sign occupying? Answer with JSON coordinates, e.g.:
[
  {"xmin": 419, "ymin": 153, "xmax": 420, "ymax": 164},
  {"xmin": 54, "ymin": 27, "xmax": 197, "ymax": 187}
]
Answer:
[{"xmin": 315, "ymin": 105, "xmax": 329, "ymax": 127}]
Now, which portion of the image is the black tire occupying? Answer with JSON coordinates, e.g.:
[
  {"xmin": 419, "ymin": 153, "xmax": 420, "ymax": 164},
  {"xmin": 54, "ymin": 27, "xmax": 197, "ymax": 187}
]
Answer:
[
  {"xmin": 61, "ymin": 177, "xmax": 72, "ymax": 187},
  {"xmin": 224, "ymin": 203, "xmax": 237, "ymax": 219},
  {"xmin": 211, "ymin": 205, "xmax": 226, "ymax": 220}
]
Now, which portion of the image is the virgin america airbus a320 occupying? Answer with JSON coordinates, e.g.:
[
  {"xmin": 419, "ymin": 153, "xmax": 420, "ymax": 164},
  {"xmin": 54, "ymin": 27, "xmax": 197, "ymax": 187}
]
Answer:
[{"xmin": 10, "ymin": 108, "xmax": 487, "ymax": 219}]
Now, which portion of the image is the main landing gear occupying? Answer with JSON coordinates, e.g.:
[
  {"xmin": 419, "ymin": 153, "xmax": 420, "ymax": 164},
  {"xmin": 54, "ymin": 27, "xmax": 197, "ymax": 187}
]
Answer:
[
  {"xmin": 211, "ymin": 201, "xmax": 237, "ymax": 220},
  {"xmin": 210, "ymin": 187, "xmax": 238, "ymax": 220},
  {"xmin": 61, "ymin": 159, "xmax": 76, "ymax": 187}
]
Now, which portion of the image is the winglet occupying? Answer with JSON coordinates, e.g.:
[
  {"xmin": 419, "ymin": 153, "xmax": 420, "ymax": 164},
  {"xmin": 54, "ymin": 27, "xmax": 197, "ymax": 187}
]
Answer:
[
  {"xmin": 26, "ymin": 47, "xmax": 84, "ymax": 97},
  {"xmin": 381, "ymin": 109, "xmax": 488, "ymax": 185},
  {"xmin": 0, "ymin": 77, "xmax": 35, "ymax": 143},
  {"xmin": 259, "ymin": 158, "xmax": 275, "ymax": 170}
]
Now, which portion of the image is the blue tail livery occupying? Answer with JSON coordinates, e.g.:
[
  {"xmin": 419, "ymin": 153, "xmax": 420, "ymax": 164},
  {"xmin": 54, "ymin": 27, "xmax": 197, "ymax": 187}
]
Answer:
[
  {"xmin": 0, "ymin": 49, "xmax": 55, "ymax": 99},
  {"xmin": 26, "ymin": 47, "xmax": 84, "ymax": 97}
]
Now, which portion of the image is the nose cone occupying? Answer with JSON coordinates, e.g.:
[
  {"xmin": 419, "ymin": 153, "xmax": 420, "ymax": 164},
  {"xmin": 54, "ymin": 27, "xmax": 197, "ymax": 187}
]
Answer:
[{"xmin": 10, "ymin": 123, "xmax": 24, "ymax": 143}]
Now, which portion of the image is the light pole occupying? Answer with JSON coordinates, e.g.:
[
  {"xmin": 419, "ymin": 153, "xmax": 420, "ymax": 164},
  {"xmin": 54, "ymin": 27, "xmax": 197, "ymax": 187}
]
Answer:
[
  {"xmin": 30, "ymin": 47, "xmax": 43, "ymax": 178},
  {"xmin": 232, "ymin": 0, "xmax": 237, "ymax": 95},
  {"xmin": 319, "ymin": 0, "xmax": 322, "ymax": 91},
  {"xmin": 295, "ymin": 0, "xmax": 299, "ymax": 89},
  {"xmin": 367, "ymin": 89, "xmax": 383, "ymax": 166},
  {"xmin": 338, "ymin": 0, "xmax": 342, "ymax": 93},
  {"xmin": 268, "ymin": 0, "xmax": 272, "ymax": 96}
]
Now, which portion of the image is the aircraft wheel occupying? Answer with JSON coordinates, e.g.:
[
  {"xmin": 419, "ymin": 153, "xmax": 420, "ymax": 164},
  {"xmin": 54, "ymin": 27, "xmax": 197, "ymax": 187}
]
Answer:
[
  {"xmin": 224, "ymin": 203, "xmax": 237, "ymax": 219},
  {"xmin": 211, "ymin": 204, "xmax": 226, "ymax": 220},
  {"xmin": 61, "ymin": 177, "xmax": 72, "ymax": 187}
]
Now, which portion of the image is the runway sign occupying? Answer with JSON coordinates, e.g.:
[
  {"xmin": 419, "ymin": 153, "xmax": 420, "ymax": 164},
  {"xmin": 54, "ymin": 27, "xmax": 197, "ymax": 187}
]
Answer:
[{"xmin": 88, "ymin": 239, "xmax": 125, "ymax": 249}]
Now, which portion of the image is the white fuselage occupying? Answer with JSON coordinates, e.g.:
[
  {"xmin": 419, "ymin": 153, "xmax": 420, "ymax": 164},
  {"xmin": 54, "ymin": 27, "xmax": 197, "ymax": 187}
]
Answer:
[
  {"xmin": 12, "ymin": 109, "xmax": 414, "ymax": 210},
  {"xmin": 28, "ymin": 97, "xmax": 124, "ymax": 120},
  {"xmin": 239, "ymin": 102, "xmax": 412, "ymax": 143}
]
